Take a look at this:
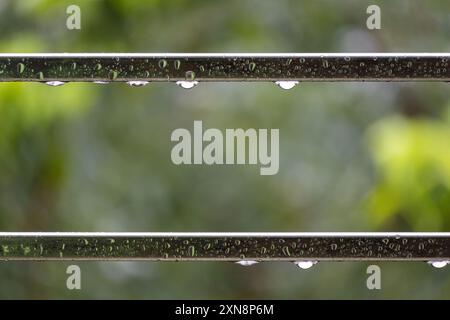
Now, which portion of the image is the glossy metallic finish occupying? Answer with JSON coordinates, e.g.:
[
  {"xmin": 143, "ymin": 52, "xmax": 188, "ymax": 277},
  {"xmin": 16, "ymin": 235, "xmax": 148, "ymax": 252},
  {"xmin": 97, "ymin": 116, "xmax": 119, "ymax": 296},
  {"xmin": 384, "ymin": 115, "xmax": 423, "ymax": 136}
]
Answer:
[
  {"xmin": 0, "ymin": 232, "xmax": 449, "ymax": 261},
  {"xmin": 0, "ymin": 53, "xmax": 448, "ymax": 82}
]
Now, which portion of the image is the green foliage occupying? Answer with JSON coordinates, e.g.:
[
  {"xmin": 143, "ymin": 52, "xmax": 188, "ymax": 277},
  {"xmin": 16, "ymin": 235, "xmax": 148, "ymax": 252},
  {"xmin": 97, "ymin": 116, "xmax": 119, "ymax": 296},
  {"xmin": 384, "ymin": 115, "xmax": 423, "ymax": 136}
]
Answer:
[
  {"xmin": 0, "ymin": 83, "xmax": 94, "ymax": 148},
  {"xmin": 367, "ymin": 108, "xmax": 450, "ymax": 230}
]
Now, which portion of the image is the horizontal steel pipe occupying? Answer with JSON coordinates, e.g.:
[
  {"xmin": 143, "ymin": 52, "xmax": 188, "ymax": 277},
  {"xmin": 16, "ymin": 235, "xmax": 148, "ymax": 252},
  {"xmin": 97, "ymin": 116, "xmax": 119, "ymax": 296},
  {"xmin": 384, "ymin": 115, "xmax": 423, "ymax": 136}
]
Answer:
[
  {"xmin": 0, "ymin": 53, "xmax": 448, "ymax": 82},
  {"xmin": 0, "ymin": 232, "xmax": 449, "ymax": 261}
]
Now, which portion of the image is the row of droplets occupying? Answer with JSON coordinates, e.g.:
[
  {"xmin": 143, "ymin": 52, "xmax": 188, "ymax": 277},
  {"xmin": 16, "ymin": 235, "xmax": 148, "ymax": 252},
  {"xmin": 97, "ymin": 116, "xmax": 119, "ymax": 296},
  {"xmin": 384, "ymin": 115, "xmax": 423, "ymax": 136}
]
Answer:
[
  {"xmin": 236, "ymin": 260, "xmax": 318, "ymax": 269},
  {"xmin": 44, "ymin": 80, "xmax": 299, "ymax": 90},
  {"xmin": 236, "ymin": 260, "xmax": 450, "ymax": 269}
]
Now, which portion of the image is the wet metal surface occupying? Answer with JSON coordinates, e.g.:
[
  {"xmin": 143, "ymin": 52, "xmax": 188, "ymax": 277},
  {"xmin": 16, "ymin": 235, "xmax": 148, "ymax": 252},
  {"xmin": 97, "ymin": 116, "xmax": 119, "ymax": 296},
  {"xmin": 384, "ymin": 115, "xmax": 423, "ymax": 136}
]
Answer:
[
  {"xmin": 0, "ymin": 232, "xmax": 449, "ymax": 261},
  {"xmin": 0, "ymin": 53, "xmax": 449, "ymax": 82}
]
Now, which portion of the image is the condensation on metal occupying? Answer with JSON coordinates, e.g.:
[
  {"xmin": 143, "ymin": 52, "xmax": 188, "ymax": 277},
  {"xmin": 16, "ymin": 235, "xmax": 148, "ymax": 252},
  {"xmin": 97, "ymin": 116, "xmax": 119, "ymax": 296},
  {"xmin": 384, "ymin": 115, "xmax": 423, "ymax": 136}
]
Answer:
[
  {"xmin": 0, "ymin": 53, "xmax": 448, "ymax": 82},
  {"xmin": 0, "ymin": 232, "xmax": 449, "ymax": 261}
]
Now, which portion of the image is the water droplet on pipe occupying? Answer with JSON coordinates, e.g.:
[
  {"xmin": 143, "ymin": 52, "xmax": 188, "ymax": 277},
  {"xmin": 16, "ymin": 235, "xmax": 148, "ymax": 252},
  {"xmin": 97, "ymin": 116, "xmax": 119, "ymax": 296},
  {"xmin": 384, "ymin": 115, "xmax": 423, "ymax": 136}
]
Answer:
[
  {"xmin": 275, "ymin": 81, "xmax": 299, "ymax": 90},
  {"xmin": 294, "ymin": 261, "xmax": 318, "ymax": 269},
  {"xmin": 427, "ymin": 261, "xmax": 449, "ymax": 268},
  {"xmin": 45, "ymin": 81, "xmax": 66, "ymax": 87},
  {"xmin": 236, "ymin": 260, "xmax": 259, "ymax": 267},
  {"xmin": 176, "ymin": 81, "xmax": 198, "ymax": 89},
  {"xmin": 126, "ymin": 81, "xmax": 149, "ymax": 87}
]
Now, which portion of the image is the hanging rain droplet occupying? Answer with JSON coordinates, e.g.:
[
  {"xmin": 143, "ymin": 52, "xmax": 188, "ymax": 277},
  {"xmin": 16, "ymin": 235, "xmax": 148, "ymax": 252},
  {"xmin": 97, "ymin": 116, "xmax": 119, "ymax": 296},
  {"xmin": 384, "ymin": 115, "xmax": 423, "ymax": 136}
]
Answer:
[
  {"xmin": 235, "ymin": 260, "xmax": 259, "ymax": 267},
  {"xmin": 126, "ymin": 81, "xmax": 149, "ymax": 87},
  {"xmin": 176, "ymin": 81, "xmax": 198, "ymax": 89},
  {"xmin": 45, "ymin": 81, "xmax": 66, "ymax": 87},
  {"xmin": 294, "ymin": 261, "xmax": 318, "ymax": 269},
  {"xmin": 427, "ymin": 261, "xmax": 449, "ymax": 269},
  {"xmin": 249, "ymin": 62, "xmax": 256, "ymax": 72},
  {"xmin": 275, "ymin": 81, "xmax": 299, "ymax": 90},
  {"xmin": 174, "ymin": 60, "xmax": 181, "ymax": 70}
]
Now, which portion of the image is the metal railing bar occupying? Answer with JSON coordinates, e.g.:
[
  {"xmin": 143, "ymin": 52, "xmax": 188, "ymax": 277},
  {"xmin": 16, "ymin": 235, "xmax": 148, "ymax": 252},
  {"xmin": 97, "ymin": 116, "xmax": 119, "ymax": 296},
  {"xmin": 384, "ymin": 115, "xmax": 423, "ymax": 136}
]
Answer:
[
  {"xmin": 0, "ymin": 232, "xmax": 449, "ymax": 261},
  {"xmin": 0, "ymin": 53, "xmax": 448, "ymax": 82}
]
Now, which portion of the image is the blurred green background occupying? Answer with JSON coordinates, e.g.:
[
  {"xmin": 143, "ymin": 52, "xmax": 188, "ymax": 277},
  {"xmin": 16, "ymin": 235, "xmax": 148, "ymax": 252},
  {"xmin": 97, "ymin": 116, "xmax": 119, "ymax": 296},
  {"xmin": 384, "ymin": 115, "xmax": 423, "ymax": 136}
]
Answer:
[{"xmin": 0, "ymin": 0, "xmax": 449, "ymax": 299}]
